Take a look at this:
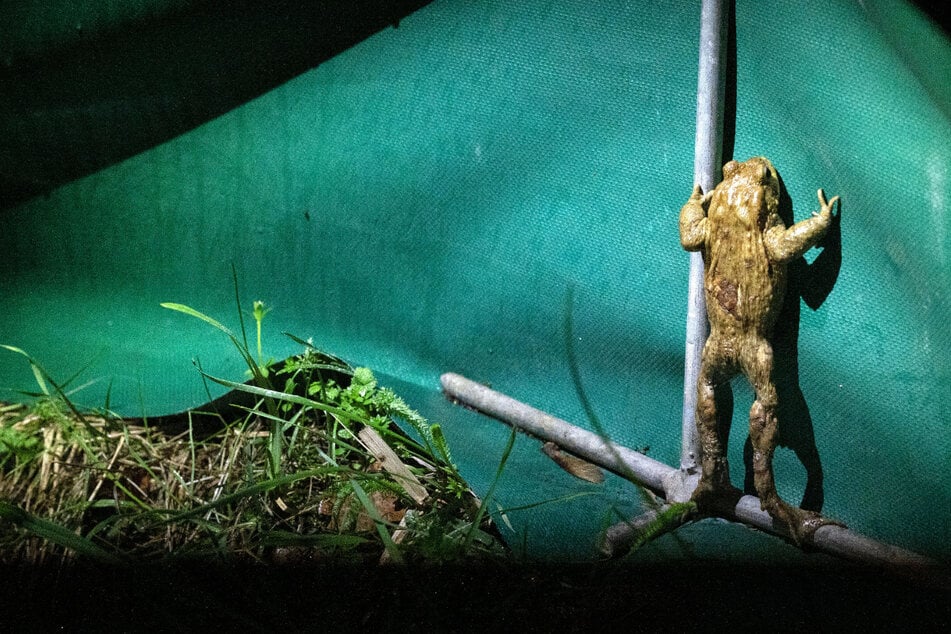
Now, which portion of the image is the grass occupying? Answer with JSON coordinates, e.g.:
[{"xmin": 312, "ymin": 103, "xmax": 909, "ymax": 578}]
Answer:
[{"xmin": 0, "ymin": 300, "xmax": 509, "ymax": 567}]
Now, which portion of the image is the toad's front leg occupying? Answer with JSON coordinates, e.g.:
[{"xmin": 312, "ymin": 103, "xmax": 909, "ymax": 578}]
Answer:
[
  {"xmin": 764, "ymin": 189, "xmax": 838, "ymax": 263},
  {"xmin": 679, "ymin": 184, "xmax": 712, "ymax": 251}
]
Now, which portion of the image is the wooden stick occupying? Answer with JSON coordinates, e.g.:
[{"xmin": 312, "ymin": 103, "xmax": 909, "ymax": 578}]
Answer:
[{"xmin": 357, "ymin": 426, "xmax": 429, "ymax": 506}]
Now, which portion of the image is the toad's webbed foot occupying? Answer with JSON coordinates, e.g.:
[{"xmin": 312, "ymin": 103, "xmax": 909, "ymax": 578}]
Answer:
[
  {"xmin": 691, "ymin": 477, "xmax": 744, "ymax": 517},
  {"xmin": 770, "ymin": 501, "xmax": 846, "ymax": 546}
]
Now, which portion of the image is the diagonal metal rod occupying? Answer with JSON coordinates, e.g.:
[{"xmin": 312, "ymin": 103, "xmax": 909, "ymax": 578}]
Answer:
[
  {"xmin": 681, "ymin": 0, "xmax": 729, "ymax": 474},
  {"xmin": 441, "ymin": 372, "xmax": 946, "ymax": 584},
  {"xmin": 443, "ymin": 373, "xmax": 672, "ymax": 493}
]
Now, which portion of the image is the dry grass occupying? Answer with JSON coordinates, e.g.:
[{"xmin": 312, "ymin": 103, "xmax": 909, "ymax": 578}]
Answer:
[{"xmin": 0, "ymin": 376, "xmax": 506, "ymax": 567}]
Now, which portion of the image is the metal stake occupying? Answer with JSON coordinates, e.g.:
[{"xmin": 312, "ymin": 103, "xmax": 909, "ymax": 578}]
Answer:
[{"xmin": 681, "ymin": 0, "xmax": 728, "ymax": 475}]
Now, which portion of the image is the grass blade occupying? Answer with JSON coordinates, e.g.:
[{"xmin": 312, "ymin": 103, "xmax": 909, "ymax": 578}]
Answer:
[
  {"xmin": 0, "ymin": 500, "xmax": 124, "ymax": 565},
  {"xmin": 160, "ymin": 302, "xmax": 260, "ymax": 378},
  {"xmin": 464, "ymin": 426, "xmax": 517, "ymax": 552},
  {"xmin": 1, "ymin": 344, "xmax": 51, "ymax": 396},
  {"xmin": 159, "ymin": 465, "xmax": 349, "ymax": 523},
  {"xmin": 160, "ymin": 303, "xmax": 238, "ymax": 340},
  {"xmin": 198, "ymin": 372, "xmax": 357, "ymax": 422}
]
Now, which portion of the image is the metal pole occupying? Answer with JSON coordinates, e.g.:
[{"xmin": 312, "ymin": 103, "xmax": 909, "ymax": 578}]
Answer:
[
  {"xmin": 681, "ymin": 0, "xmax": 728, "ymax": 474},
  {"xmin": 441, "ymin": 372, "xmax": 945, "ymax": 582}
]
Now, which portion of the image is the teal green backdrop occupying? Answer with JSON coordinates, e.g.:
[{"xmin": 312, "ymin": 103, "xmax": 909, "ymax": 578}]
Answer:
[{"xmin": 1, "ymin": 0, "xmax": 948, "ymax": 563}]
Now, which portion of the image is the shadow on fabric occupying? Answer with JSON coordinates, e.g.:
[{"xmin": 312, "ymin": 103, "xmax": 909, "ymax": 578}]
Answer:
[{"xmin": 0, "ymin": 0, "xmax": 432, "ymax": 210}]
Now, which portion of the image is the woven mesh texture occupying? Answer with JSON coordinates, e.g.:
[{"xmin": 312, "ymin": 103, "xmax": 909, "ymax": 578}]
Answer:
[{"xmin": 1, "ymin": 0, "xmax": 947, "ymax": 561}]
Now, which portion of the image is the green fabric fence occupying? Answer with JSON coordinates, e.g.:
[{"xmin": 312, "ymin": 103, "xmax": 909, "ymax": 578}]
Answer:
[{"xmin": 1, "ymin": 0, "xmax": 947, "ymax": 562}]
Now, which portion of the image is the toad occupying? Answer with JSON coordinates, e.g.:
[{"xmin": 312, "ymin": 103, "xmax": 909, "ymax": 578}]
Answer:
[{"xmin": 679, "ymin": 157, "xmax": 840, "ymax": 544}]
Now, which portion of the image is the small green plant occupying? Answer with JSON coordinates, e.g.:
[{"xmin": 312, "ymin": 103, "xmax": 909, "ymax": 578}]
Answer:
[
  {"xmin": 251, "ymin": 300, "xmax": 272, "ymax": 371},
  {"xmin": 0, "ymin": 417, "xmax": 42, "ymax": 470},
  {"xmin": 0, "ymin": 345, "xmax": 100, "ymax": 437}
]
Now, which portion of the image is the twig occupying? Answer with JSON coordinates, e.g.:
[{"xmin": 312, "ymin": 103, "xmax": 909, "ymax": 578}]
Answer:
[{"xmin": 356, "ymin": 426, "xmax": 429, "ymax": 506}]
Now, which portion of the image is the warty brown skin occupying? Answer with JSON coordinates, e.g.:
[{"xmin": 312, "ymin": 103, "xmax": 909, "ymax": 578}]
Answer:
[{"xmin": 680, "ymin": 157, "xmax": 840, "ymax": 544}]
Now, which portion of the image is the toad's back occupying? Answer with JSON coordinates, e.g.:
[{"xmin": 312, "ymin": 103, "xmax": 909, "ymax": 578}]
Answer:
[{"xmin": 702, "ymin": 171, "xmax": 787, "ymax": 339}]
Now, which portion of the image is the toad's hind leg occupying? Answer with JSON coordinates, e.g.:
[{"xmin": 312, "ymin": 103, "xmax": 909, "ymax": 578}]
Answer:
[
  {"xmin": 746, "ymin": 343, "xmax": 840, "ymax": 545},
  {"xmin": 691, "ymin": 348, "xmax": 742, "ymax": 513}
]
